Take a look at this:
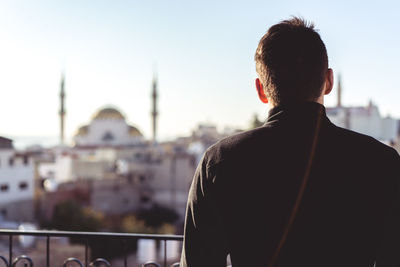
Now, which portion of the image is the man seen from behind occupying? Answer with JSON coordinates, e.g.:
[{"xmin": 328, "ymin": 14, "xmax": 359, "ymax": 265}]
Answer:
[{"xmin": 180, "ymin": 17, "xmax": 400, "ymax": 267}]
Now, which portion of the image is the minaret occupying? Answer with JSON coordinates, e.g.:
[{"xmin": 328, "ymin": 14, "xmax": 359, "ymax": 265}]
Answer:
[
  {"xmin": 59, "ymin": 73, "xmax": 66, "ymax": 145},
  {"xmin": 337, "ymin": 74, "xmax": 342, "ymax": 107},
  {"xmin": 151, "ymin": 74, "xmax": 158, "ymax": 142}
]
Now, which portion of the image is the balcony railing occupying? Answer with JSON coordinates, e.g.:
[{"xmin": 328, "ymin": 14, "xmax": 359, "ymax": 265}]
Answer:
[{"xmin": 0, "ymin": 229, "xmax": 183, "ymax": 267}]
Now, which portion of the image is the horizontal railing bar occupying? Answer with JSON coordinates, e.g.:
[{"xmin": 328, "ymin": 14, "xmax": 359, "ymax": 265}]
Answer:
[{"xmin": 0, "ymin": 229, "xmax": 183, "ymax": 241}]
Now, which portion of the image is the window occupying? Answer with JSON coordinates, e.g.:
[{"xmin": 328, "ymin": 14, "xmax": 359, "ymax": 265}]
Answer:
[
  {"xmin": 140, "ymin": 195, "xmax": 150, "ymax": 203},
  {"xmin": 102, "ymin": 131, "xmax": 114, "ymax": 141},
  {"xmin": 23, "ymin": 155, "xmax": 29, "ymax": 165},
  {"xmin": 1, "ymin": 209, "xmax": 7, "ymax": 217},
  {"xmin": 0, "ymin": 184, "xmax": 9, "ymax": 192},
  {"xmin": 127, "ymin": 174, "xmax": 133, "ymax": 184},
  {"xmin": 19, "ymin": 182, "xmax": 28, "ymax": 190},
  {"xmin": 113, "ymin": 184, "xmax": 119, "ymax": 192},
  {"xmin": 139, "ymin": 175, "xmax": 146, "ymax": 182}
]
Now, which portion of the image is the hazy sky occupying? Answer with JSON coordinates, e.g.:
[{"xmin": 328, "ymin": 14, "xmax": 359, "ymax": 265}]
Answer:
[{"xmin": 0, "ymin": 0, "xmax": 399, "ymax": 145}]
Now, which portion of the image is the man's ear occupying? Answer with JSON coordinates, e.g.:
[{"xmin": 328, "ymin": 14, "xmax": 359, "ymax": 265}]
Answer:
[
  {"xmin": 324, "ymin": 68, "xmax": 334, "ymax": 95},
  {"xmin": 256, "ymin": 78, "xmax": 268, "ymax": 104}
]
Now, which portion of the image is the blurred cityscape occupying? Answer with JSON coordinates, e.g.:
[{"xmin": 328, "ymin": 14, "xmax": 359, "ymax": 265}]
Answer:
[
  {"xmin": 0, "ymin": 74, "xmax": 245, "ymax": 265},
  {"xmin": 0, "ymin": 74, "xmax": 399, "ymax": 265}
]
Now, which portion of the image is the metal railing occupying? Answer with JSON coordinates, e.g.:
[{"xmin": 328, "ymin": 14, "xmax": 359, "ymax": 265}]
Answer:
[{"xmin": 0, "ymin": 229, "xmax": 183, "ymax": 267}]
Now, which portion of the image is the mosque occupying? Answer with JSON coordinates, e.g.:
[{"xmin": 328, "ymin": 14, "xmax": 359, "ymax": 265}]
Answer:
[
  {"xmin": 73, "ymin": 107, "xmax": 143, "ymax": 147},
  {"xmin": 58, "ymin": 74, "xmax": 159, "ymax": 147},
  {"xmin": 44, "ymin": 75, "xmax": 195, "ymax": 220}
]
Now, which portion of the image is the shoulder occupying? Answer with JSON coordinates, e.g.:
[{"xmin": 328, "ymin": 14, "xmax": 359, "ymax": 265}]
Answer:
[
  {"xmin": 202, "ymin": 125, "xmax": 272, "ymax": 168},
  {"xmin": 329, "ymin": 123, "xmax": 398, "ymax": 161},
  {"xmin": 332, "ymin": 124, "xmax": 392, "ymax": 149}
]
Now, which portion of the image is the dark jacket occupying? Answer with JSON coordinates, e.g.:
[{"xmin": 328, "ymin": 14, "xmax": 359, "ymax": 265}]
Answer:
[{"xmin": 180, "ymin": 102, "xmax": 400, "ymax": 267}]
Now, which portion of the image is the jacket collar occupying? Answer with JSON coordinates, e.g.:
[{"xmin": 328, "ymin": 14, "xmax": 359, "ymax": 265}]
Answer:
[{"xmin": 266, "ymin": 101, "xmax": 327, "ymax": 124}]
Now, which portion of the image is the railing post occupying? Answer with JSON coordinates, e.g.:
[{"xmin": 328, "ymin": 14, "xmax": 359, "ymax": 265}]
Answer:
[
  {"xmin": 123, "ymin": 240, "xmax": 127, "ymax": 267},
  {"xmin": 9, "ymin": 235, "xmax": 12, "ymax": 267},
  {"xmin": 46, "ymin": 235, "xmax": 50, "ymax": 267},
  {"xmin": 85, "ymin": 239, "xmax": 89, "ymax": 267},
  {"xmin": 164, "ymin": 239, "xmax": 167, "ymax": 267}
]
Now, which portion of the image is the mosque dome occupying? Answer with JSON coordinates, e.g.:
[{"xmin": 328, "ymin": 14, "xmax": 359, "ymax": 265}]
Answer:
[
  {"xmin": 92, "ymin": 107, "xmax": 125, "ymax": 120},
  {"xmin": 129, "ymin": 125, "xmax": 143, "ymax": 137},
  {"xmin": 73, "ymin": 106, "xmax": 144, "ymax": 147},
  {"xmin": 76, "ymin": 125, "xmax": 89, "ymax": 136}
]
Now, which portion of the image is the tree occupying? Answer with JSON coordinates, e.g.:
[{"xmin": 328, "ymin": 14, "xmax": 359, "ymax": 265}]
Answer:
[
  {"xmin": 137, "ymin": 204, "xmax": 179, "ymax": 228},
  {"xmin": 251, "ymin": 113, "xmax": 264, "ymax": 128},
  {"xmin": 51, "ymin": 201, "xmax": 103, "ymax": 232}
]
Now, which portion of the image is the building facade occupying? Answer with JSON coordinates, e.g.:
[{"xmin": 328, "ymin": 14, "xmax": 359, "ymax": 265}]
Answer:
[
  {"xmin": 327, "ymin": 102, "xmax": 398, "ymax": 142},
  {"xmin": 326, "ymin": 75, "xmax": 398, "ymax": 143},
  {"xmin": 0, "ymin": 137, "xmax": 34, "ymax": 221},
  {"xmin": 74, "ymin": 107, "xmax": 143, "ymax": 147}
]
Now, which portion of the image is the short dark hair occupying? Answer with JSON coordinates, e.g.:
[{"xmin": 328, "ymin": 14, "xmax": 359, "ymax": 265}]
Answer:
[{"xmin": 255, "ymin": 17, "xmax": 328, "ymax": 105}]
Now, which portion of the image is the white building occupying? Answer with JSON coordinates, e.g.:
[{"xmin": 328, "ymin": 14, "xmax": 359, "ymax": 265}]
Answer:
[
  {"xmin": 0, "ymin": 137, "xmax": 34, "ymax": 221},
  {"xmin": 327, "ymin": 101, "xmax": 398, "ymax": 143},
  {"xmin": 326, "ymin": 76, "xmax": 398, "ymax": 143},
  {"xmin": 39, "ymin": 152, "xmax": 114, "ymax": 183},
  {"xmin": 74, "ymin": 107, "xmax": 144, "ymax": 147},
  {"xmin": 38, "ymin": 146, "xmax": 148, "ymax": 183}
]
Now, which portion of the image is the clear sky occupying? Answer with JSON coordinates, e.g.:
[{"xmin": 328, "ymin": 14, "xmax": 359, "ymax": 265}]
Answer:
[{"xmin": 0, "ymin": 0, "xmax": 399, "ymax": 146}]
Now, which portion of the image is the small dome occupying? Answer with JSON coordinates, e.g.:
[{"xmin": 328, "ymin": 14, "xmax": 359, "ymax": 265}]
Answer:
[
  {"xmin": 93, "ymin": 107, "xmax": 125, "ymax": 120},
  {"xmin": 75, "ymin": 125, "xmax": 89, "ymax": 136},
  {"xmin": 129, "ymin": 125, "xmax": 143, "ymax": 137}
]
